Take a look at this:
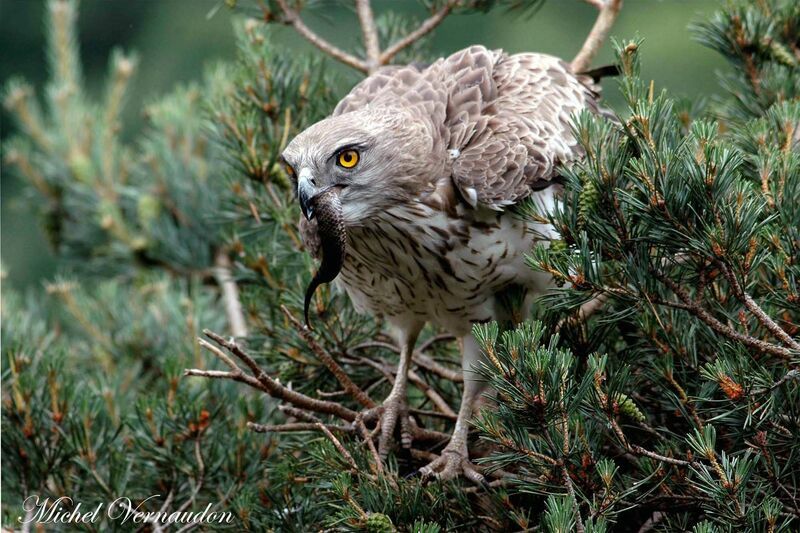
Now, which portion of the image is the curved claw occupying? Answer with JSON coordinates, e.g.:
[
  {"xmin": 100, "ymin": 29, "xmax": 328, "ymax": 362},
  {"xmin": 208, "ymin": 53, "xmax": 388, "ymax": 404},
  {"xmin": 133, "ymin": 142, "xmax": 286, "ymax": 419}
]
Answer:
[{"xmin": 419, "ymin": 447, "xmax": 486, "ymax": 485}]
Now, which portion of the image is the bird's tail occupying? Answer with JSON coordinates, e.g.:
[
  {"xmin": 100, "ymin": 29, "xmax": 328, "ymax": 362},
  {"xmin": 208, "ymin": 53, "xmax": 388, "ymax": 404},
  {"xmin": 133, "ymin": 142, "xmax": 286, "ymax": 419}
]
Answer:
[{"xmin": 578, "ymin": 64, "xmax": 620, "ymax": 82}]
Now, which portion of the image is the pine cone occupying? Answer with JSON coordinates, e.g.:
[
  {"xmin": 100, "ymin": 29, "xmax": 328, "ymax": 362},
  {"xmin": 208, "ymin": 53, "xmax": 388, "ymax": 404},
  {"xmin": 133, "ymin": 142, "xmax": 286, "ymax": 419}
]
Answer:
[{"xmin": 365, "ymin": 513, "xmax": 396, "ymax": 533}]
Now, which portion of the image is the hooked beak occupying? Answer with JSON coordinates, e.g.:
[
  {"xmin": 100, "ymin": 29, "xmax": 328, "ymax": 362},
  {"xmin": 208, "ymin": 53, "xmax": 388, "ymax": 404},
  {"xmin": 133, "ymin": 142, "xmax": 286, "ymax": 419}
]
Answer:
[
  {"xmin": 302, "ymin": 187, "xmax": 347, "ymax": 328},
  {"xmin": 297, "ymin": 168, "xmax": 319, "ymax": 220}
]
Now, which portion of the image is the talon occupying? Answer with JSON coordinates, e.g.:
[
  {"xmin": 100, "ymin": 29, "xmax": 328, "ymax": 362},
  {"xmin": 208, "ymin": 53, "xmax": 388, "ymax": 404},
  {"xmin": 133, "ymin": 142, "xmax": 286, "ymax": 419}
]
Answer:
[
  {"xmin": 374, "ymin": 392, "xmax": 412, "ymax": 458},
  {"xmin": 419, "ymin": 443, "xmax": 483, "ymax": 484}
]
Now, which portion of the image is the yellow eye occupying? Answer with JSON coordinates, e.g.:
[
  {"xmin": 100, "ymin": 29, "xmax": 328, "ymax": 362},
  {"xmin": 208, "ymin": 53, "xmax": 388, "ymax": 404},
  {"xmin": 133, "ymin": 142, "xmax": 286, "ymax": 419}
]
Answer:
[
  {"xmin": 285, "ymin": 164, "xmax": 295, "ymax": 177},
  {"xmin": 337, "ymin": 149, "xmax": 359, "ymax": 169}
]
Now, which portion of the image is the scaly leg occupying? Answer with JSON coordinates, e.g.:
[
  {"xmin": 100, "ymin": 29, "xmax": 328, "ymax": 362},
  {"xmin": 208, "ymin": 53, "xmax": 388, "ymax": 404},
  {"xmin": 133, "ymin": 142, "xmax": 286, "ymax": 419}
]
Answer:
[
  {"xmin": 419, "ymin": 334, "xmax": 487, "ymax": 483},
  {"xmin": 377, "ymin": 324, "xmax": 422, "ymax": 458}
]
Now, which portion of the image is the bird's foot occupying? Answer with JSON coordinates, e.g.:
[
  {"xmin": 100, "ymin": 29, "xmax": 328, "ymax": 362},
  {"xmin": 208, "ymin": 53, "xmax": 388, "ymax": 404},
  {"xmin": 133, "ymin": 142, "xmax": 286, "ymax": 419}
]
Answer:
[
  {"xmin": 419, "ymin": 439, "xmax": 485, "ymax": 484},
  {"xmin": 363, "ymin": 391, "xmax": 412, "ymax": 458}
]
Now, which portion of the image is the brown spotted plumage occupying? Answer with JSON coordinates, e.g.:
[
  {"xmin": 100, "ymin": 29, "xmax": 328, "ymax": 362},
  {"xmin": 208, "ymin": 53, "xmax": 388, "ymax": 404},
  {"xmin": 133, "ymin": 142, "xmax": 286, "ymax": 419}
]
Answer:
[{"xmin": 284, "ymin": 45, "xmax": 604, "ymax": 480}]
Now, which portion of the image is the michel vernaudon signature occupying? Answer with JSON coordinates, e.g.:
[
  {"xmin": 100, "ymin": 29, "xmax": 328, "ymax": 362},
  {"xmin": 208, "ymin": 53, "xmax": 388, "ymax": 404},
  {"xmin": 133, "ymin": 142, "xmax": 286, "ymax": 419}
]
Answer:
[{"xmin": 18, "ymin": 495, "xmax": 236, "ymax": 527}]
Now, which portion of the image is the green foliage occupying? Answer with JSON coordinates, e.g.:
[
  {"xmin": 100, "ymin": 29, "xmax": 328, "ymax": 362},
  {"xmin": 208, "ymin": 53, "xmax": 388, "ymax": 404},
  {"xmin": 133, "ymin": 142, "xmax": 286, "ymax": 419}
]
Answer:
[
  {"xmin": 3, "ymin": 0, "xmax": 228, "ymax": 276},
  {"xmin": 516, "ymin": 1, "xmax": 799, "ymax": 528},
  {"xmin": 2, "ymin": 0, "xmax": 799, "ymax": 531},
  {"xmin": 1, "ymin": 277, "xmax": 273, "ymax": 530}
]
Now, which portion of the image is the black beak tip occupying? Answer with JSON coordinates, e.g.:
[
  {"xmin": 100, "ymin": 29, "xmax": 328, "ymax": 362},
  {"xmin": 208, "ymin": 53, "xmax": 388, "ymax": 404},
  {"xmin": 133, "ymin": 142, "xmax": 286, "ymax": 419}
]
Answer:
[
  {"xmin": 300, "ymin": 202, "xmax": 315, "ymax": 221},
  {"xmin": 298, "ymin": 183, "xmax": 316, "ymax": 220}
]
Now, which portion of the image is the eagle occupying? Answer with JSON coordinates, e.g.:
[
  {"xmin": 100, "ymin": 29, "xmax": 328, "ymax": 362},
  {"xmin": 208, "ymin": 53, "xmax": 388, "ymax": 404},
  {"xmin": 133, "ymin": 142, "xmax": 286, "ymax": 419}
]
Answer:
[{"xmin": 281, "ymin": 45, "xmax": 604, "ymax": 480}]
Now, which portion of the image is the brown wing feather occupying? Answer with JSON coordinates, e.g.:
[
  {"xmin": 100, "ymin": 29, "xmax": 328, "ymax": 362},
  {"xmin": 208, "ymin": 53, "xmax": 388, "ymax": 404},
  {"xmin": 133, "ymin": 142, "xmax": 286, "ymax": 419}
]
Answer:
[
  {"xmin": 442, "ymin": 47, "xmax": 599, "ymax": 209},
  {"xmin": 331, "ymin": 45, "xmax": 603, "ymax": 210}
]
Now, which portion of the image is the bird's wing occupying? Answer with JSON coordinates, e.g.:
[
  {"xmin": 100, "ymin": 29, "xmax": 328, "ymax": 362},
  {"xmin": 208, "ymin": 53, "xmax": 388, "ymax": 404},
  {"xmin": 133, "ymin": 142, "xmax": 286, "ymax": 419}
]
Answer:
[
  {"xmin": 333, "ymin": 64, "xmax": 433, "ymax": 115},
  {"xmin": 440, "ymin": 47, "xmax": 601, "ymax": 209}
]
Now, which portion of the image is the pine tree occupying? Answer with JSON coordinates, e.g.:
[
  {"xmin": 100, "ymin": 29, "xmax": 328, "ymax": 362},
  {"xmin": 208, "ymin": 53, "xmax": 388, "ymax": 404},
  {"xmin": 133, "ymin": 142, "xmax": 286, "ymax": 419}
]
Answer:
[{"xmin": 2, "ymin": 0, "xmax": 797, "ymax": 531}]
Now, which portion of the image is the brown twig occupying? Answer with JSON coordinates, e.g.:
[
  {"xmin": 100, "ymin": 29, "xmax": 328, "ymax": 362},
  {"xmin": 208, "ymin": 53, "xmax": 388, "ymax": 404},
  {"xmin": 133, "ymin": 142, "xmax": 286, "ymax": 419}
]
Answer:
[
  {"xmin": 656, "ymin": 274, "xmax": 795, "ymax": 360},
  {"xmin": 417, "ymin": 333, "xmax": 456, "ymax": 353},
  {"xmin": 608, "ymin": 415, "xmax": 697, "ymax": 468},
  {"xmin": 571, "ymin": 0, "xmax": 624, "ymax": 74},
  {"xmin": 718, "ymin": 262, "xmax": 800, "ymax": 350},
  {"xmin": 213, "ymin": 251, "xmax": 248, "ymax": 338},
  {"xmin": 202, "ymin": 329, "xmax": 360, "ymax": 421},
  {"xmin": 413, "ymin": 351, "xmax": 463, "ymax": 382},
  {"xmin": 355, "ymin": 0, "xmax": 381, "ymax": 72},
  {"xmin": 663, "ymin": 369, "xmax": 705, "ymax": 429},
  {"xmin": 247, "ymin": 421, "xmax": 353, "ymax": 433},
  {"xmin": 379, "ymin": 0, "xmax": 459, "ymax": 65},
  {"xmin": 355, "ymin": 414, "xmax": 384, "ymax": 475},
  {"xmin": 274, "ymin": 0, "xmax": 368, "ymax": 72},
  {"xmin": 408, "ymin": 369, "xmax": 458, "ymax": 418},
  {"xmin": 316, "ymin": 422, "xmax": 359, "ymax": 470},
  {"xmin": 350, "ymin": 338, "xmax": 463, "ymax": 382},
  {"xmin": 192, "ymin": 330, "xmax": 452, "ymax": 444},
  {"xmin": 355, "ymin": 355, "xmax": 457, "ymax": 418},
  {"xmin": 281, "ymin": 305, "xmax": 376, "ymax": 408}
]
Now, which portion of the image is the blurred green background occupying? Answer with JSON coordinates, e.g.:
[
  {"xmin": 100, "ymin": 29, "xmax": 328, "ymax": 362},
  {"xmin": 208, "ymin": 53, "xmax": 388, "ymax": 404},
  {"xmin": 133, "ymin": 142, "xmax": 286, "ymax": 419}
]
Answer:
[{"xmin": 1, "ymin": 0, "xmax": 727, "ymax": 290}]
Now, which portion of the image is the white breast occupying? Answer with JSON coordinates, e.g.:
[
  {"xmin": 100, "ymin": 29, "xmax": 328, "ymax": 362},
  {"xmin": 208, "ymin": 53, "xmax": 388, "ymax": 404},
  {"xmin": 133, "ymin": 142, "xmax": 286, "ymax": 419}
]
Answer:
[{"xmin": 335, "ymin": 188, "xmax": 559, "ymax": 335}]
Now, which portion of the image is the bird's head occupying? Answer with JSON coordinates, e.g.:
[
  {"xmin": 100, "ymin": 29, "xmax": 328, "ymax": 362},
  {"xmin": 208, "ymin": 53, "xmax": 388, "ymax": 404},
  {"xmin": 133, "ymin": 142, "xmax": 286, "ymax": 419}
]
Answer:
[
  {"xmin": 282, "ymin": 106, "xmax": 441, "ymax": 224},
  {"xmin": 281, "ymin": 106, "xmax": 443, "ymax": 326}
]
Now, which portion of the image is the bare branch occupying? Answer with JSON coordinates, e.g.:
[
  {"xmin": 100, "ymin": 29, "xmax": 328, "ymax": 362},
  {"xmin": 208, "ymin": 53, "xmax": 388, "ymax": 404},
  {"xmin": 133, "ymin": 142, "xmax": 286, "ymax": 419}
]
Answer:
[
  {"xmin": 555, "ymin": 293, "xmax": 609, "ymax": 332},
  {"xmin": 408, "ymin": 370, "xmax": 457, "ymax": 418},
  {"xmin": 247, "ymin": 421, "xmax": 353, "ymax": 433},
  {"xmin": 718, "ymin": 262, "xmax": 800, "ymax": 350},
  {"xmin": 656, "ymin": 274, "xmax": 795, "ymax": 360},
  {"xmin": 413, "ymin": 352, "xmax": 462, "ymax": 382},
  {"xmin": 281, "ymin": 305, "xmax": 376, "ymax": 408},
  {"xmin": 571, "ymin": 0, "xmax": 624, "ymax": 74},
  {"xmin": 355, "ymin": 355, "xmax": 457, "ymax": 418},
  {"xmin": 194, "ymin": 329, "xmax": 452, "ymax": 444},
  {"xmin": 316, "ymin": 422, "xmax": 359, "ymax": 470},
  {"xmin": 351, "ymin": 337, "xmax": 463, "ymax": 382},
  {"xmin": 355, "ymin": 0, "xmax": 381, "ymax": 73},
  {"xmin": 379, "ymin": 1, "xmax": 458, "ymax": 65},
  {"xmin": 197, "ymin": 337, "xmax": 240, "ymax": 371},
  {"xmin": 354, "ymin": 414, "xmax": 384, "ymax": 475},
  {"xmin": 274, "ymin": 0, "xmax": 368, "ymax": 73},
  {"xmin": 608, "ymin": 414, "xmax": 697, "ymax": 468},
  {"xmin": 417, "ymin": 333, "xmax": 456, "ymax": 353},
  {"xmin": 184, "ymin": 368, "xmax": 239, "ymax": 380},
  {"xmin": 202, "ymin": 329, "xmax": 361, "ymax": 421},
  {"xmin": 213, "ymin": 251, "xmax": 248, "ymax": 338}
]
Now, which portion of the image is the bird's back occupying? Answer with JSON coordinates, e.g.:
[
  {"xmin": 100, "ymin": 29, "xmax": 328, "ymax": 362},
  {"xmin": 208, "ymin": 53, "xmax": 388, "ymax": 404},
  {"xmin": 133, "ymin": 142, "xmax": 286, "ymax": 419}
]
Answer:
[
  {"xmin": 310, "ymin": 46, "xmax": 604, "ymax": 332},
  {"xmin": 334, "ymin": 45, "xmax": 602, "ymax": 210}
]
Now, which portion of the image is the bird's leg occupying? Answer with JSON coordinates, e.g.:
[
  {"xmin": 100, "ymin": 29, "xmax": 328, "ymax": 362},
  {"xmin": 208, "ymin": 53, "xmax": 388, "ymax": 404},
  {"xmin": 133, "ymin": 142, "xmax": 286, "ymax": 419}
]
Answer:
[
  {"xmin": 376, "ymin": 325, "xmax": 421, "ymax": 458},
  {"xmin": 419, "ymin": 334, "xmax": 487, "ymax": 483}
]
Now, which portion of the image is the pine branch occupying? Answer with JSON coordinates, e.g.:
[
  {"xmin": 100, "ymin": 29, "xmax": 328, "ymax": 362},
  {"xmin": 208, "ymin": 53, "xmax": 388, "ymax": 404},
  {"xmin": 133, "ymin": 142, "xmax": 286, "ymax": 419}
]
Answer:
[
  {"xmin": 379, "ymin": 0, "xmax": 459, "ymax": 65},
  {"xmin": 656, "ymin": 274, "xmax": 796, "ymax": 360},
  {"xmin": 198, "ymin": 329, "xmax": 361, "ymax": 421},
  {"xmin": 273, "ymin": 0, "xmax": 369, "ymax": 72},
  {"xmin": 191, "ymin": 329, "xmax": 453, "ymax": 444},
  {"xmin": 355, "ymin": 0, "xmax": 381, "ymax": 73},
  {"xmin": 718, "ymin": 262, "xmax": 800, "ymax": 351},
  {"xmin": 571, "ymin": 0, "xmax": 624, "ymax": 73},
  {"xmin": 213, "ymin": 251, "xmax": 248, "ymax": 338},
  {"xmin": 281, "ymin": 305, "xmax": 376, "ymax": 408}
]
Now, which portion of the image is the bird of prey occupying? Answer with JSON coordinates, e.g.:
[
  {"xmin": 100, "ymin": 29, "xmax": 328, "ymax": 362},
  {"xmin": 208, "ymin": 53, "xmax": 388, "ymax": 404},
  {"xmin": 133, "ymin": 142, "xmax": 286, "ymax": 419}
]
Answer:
[{"xmin": 282, "ymin": 45, "xmax": 604, "ymax": 480}]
